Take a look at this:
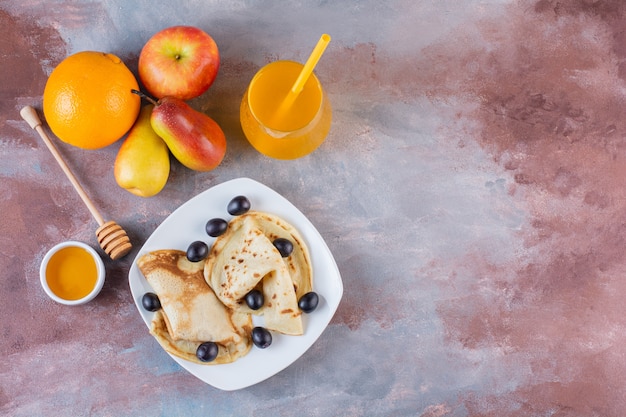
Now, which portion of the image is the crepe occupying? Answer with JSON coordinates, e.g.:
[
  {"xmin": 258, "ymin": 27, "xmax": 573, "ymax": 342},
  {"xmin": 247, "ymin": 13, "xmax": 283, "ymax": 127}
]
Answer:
[
  {"xmin": 137, "ymin": 250, "xmax": 252, "ymax": 365},
  {"xmin": 149, "ymin": 310, "xmax": 251, "ymax": 365},
  {"xmin": 204, "ymin": 211, "xmax": 313, "ymax": 336}
]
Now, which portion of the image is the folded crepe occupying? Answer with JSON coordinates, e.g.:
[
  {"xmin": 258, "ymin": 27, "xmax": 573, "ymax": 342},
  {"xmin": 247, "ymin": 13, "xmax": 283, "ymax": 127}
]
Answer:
[
  {"xmin": 204, "ymin": 212, "xmax": 313, "ymax": 336},
  {"xmin": 137, "ymin": 250, "xmax": 252, "ymax": 365}
]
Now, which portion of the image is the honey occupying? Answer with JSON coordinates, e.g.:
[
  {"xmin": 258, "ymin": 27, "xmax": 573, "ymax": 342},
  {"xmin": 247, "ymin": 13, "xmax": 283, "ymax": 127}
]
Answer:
[{"xmin": 45, "ymin": 246, "xmax": 98, "ymax": 300}]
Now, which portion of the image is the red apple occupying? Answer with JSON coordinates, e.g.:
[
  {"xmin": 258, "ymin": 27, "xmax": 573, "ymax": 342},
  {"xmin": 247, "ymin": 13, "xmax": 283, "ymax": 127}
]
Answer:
[{"xmin": 138, "ymin": 26, "xmax": 220, "ymax": 100}]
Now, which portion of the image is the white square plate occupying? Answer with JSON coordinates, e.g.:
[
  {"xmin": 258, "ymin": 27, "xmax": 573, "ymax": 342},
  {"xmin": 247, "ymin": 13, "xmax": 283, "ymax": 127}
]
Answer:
[{"xmin": 128, "ymin": 177, "xmax": 343, "ymax": 390}]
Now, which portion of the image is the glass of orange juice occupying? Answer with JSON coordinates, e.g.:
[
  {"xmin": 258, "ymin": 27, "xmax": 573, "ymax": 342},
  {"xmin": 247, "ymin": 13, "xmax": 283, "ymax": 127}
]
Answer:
[{"xmin": 240, "ymin": 60, "xmax": 332, "ymax": 159}]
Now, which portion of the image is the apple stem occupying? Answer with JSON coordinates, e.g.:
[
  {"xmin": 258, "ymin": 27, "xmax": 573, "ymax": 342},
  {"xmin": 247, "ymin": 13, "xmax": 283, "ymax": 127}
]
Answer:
[{"xmin": 131, "ymin": 89, "xmax": 158, "ymax": 106}]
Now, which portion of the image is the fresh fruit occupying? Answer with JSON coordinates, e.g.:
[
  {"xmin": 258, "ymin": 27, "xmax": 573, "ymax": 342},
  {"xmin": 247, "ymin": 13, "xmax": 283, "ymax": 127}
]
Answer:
[
  {"xmin": 273, "ymin": 238, "xmax": 294, "ymax": 257},
  {"xmin": 251, "ymin": 327, "xmax": 272, "ymax": 349},
  {"xmin": 138, "ymin": 26, "xmax": 220, "ymax": 100},
  {"xmin": 135, "ymin": 91, "xmax": 226, "ymax": 171},
  {"xmin": 298, "ymin": 292, "xmax": 319, "ymax": 313},
  {"xmin": 186, "ymin": 240, "xmax": 209, "ymax": 262},
  {"xmin": 43, "ymin": 51, "xmax": 141, "ymax": 149},
  {"xmin": 196, "ymin": 341, "xmax": 219, "ymax": 362},
  {"xmin": 142, "ymin": 293, "xmax": 161, "ymax": 312},
  {"xmin": 205, "ymin": 218, "xmax": 228, "ymax": 237},
  {"xmin": 114, "ymin": 105, "xmax": 170, "ymax": 197},
  {"xmin": 227, "ymin": 195, "xmax": 251, "ymax": 215},
  {"xmin": 245, "ymin": 289, "xmax": 264, "ymax": 310}
]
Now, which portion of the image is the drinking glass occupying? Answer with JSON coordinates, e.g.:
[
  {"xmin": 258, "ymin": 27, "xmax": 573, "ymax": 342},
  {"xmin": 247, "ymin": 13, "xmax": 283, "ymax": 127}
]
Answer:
[{"xmin": 240, "ymin": 60, "xmax": 332, "ymax": 160}]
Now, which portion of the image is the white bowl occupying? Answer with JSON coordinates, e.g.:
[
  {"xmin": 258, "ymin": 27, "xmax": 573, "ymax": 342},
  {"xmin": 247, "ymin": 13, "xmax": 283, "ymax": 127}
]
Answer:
[{"xmin": 40, "ymin": 241, "xmax": 105, "ymax": 305}]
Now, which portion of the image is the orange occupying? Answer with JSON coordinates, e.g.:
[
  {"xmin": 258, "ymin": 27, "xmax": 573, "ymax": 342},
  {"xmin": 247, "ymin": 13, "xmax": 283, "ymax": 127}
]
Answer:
[{"xmin": 43, "ymin": 51, "xmax": 141, "ymax": 149}]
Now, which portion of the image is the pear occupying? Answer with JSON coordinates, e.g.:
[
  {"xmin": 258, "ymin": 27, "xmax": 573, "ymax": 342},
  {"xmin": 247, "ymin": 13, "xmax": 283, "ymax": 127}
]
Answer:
[
  {"xmin": 132, "ymin": 91, "xmax": 226, "ymax": 172},
  {"xmin": 114, "ymin": 104, "xmax": 170, "ymax": 197}
]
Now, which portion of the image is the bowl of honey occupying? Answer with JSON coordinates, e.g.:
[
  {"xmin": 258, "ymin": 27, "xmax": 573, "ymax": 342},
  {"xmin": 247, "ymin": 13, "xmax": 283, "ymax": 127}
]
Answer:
[{"xmin": 40, "ymin": 241, "xmax": 105, "ymax": 305}]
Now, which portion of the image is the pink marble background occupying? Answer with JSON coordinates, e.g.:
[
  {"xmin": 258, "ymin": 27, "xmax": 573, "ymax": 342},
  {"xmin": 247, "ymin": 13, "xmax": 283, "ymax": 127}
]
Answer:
[{"xmin": 2, "ymin": 0, "xmax": 626, "ymax": 416}]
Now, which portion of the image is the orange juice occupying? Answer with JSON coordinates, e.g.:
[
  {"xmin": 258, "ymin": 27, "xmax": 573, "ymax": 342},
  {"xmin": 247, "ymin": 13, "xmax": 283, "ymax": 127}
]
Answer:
[
  {"xmin": 240, "ymin": 60, "xmax": 332, "ymax": 159},
  {"xmin": 46, "ymin": 246, "xmax": 98, "ymax": 300}
]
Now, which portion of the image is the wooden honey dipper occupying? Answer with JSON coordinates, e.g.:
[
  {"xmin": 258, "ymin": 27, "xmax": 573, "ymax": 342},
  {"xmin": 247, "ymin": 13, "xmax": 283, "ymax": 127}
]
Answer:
[{"xmin": 20, "ymin": 105, "xmax": 132, "ymax": 260}]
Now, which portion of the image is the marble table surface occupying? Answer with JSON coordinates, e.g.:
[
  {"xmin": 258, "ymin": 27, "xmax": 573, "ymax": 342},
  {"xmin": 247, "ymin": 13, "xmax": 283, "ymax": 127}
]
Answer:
[{"xmin": 3, "ymin": 1, "xmax": 626, "ymax": 416}]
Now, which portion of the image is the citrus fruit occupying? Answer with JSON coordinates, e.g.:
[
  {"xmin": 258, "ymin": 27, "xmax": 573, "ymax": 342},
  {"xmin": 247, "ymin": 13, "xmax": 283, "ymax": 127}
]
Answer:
[{"xmin": 43, "ymin": 51, "xmax": 141, "ymax": 149}]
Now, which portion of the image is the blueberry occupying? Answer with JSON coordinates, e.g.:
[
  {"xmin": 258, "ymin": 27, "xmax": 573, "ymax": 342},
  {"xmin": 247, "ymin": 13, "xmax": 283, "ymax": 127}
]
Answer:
[
  {"xmin": 251, "ymin": 327, "xmax": 272, "ymax": 349},
  {"xmin": 186, "ymin": 241, "xmax": 209, "ymax": 262},
  {"xmin": 206, "ymin": 218, "xmax": 228, "ymax": 237},
  {"xmin": 196, "ymin": 342, "xmax": 219, "ymax": 362},
  {"xmin": 298, "ymin": 292, "xmax": 319, "ymax": 313},
  {"xmin": 273, "ymin": 238, "xmax": 294, "ymax": 257},
  {"xmin": 245, "ymin": 289, "xmax": 264, "ymax": 310},
  {"xmin": 141, "ymin": 292, "xmax": 161, "ymax": 312},
  {"xmin": 227, "ymin": 196, "xmax": 251, "ymax": 216}
]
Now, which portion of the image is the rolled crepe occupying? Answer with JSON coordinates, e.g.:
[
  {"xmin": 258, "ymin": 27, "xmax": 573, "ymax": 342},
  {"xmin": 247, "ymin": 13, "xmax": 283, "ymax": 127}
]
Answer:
[
  {"xmin": 204, "ymin": 212, "xmax": 313, "ymax": 336},
  {"xmin": 138, "ymin": 250, "xmax": 252, "ymax": 364}
]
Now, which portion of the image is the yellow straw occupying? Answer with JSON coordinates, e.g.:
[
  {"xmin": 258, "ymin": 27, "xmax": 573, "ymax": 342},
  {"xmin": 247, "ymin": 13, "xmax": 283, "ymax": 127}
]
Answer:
[
  {"xmin": 273, "ymin": 34, "xmax": 331, "ymax": 123},
  {"xmin": 291, "ymin": 33, "xmax": 331, "ymax": 95}
]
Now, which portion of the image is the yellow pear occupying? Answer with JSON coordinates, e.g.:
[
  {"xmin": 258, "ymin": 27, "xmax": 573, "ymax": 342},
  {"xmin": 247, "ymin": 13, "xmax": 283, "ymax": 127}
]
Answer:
[{"xmin": 114, "ymin": 104, "xmax": 170, "ymax": 197}]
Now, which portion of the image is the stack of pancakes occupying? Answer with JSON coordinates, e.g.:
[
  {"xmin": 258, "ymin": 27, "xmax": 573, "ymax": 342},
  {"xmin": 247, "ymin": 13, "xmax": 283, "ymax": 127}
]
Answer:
[{"xmin": 137, "ymin": 211, "xmax": 312, "ymax": 365}]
